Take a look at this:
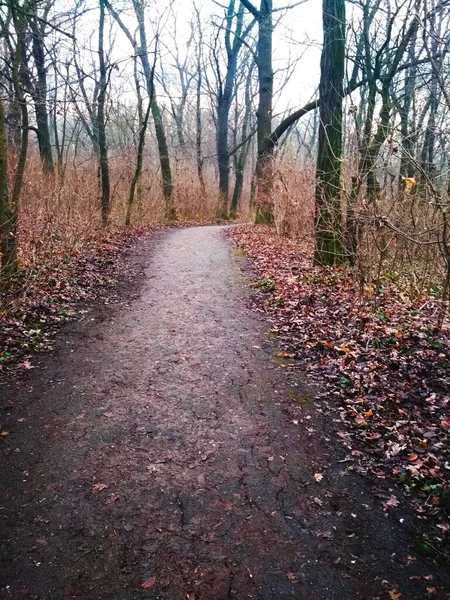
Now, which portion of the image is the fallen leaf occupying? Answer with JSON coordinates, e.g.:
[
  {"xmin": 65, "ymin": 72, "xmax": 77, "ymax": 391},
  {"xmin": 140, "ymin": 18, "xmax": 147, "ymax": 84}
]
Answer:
[
  {"xmin": 382, "ymin": 495, "xmax": 399, "ymax": 511},
  {"xmin": 440, "ymin": 417, "xmax": 450, "ymax": 429},
  {"xmin": 106, "ymin": 494, "xmax": 119, "ymax": 504},
  {"xmin": 365, "ymin": 432, "xmax": 381, "ymax": 440},
  {"xmin": 313, "ymin": 473, "xmax": 323, "ymax": 482},
  {"xmin": 389, "ymin": 589, "xmax": 402, "ymax": 600},
  {"xmin": 313, "ymin": 497, "xmax": 323, "ymax": 506},
  {"xmin": 92, "ymin": 483, "xmax": 108, "ymax": 492},
  {"xmin": 355, "ymin": 414, "xmax": 367, "ymax": 426},
  {"xmin": 408, "ymin": 453, "xmax": 419, "ymax": 462},
  {"xmin": 142, "ymin": 576, "xmax": 156, "ymax": 589}
]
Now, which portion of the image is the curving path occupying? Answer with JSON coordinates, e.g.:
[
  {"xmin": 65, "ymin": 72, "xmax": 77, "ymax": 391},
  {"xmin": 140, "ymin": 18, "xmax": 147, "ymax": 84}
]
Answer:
[{"xmin": 1, "ymin": 226, "xmax": 449, "ymax": 599}]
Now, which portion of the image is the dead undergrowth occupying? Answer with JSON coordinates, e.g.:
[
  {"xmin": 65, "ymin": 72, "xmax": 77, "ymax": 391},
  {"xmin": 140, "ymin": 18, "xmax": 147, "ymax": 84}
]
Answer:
[{"xmin": 227, "ymin": 224, "xmax": 450, "ymax": 559}]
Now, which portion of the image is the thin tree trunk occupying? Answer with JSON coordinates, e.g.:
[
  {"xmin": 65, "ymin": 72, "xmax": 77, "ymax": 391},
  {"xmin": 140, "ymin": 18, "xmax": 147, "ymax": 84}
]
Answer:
[
  {"xmin": 10, "ymin": 0, "xmax": 28, "ymax": 224},
  {"xmin": 398, "ymin": 30, "xmax": 417, "ymax": 181},
  {"xmin": 196, "ymin": 58, "xmax": 206, "ymax": 196},
  {"xmin": 126, "ymin": 99, "xmax": 152, "ymax": 226},
  {"xmin": 97, "ymin": 0, "xmax": 110, "ymax": 227},
  {"xmin": 0, "ymin": 100, "xmax": 16, "ymax": 275},
  {"xmin": 216, "ymin": 1, "xmax": 246, "ymax": 217},
  {"xmin": 231, "ymin": 58, "xmax": 254, "ymax": 216},
  {"xmin": 132, "ymin": 0, "xmax": 174, "ymax": 220}
]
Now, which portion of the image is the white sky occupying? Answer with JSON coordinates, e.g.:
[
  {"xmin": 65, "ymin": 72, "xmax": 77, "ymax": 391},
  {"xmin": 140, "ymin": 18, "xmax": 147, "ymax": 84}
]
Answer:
[{"xmin": 66, "ymin": 0, "xmax": 323, "ymax": 114}]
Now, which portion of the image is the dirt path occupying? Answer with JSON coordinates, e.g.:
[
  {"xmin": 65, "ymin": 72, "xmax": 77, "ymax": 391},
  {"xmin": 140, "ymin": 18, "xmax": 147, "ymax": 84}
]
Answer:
[{"xmin": 1, "ymin": 226, "xmax": 449, "ymax": 600}]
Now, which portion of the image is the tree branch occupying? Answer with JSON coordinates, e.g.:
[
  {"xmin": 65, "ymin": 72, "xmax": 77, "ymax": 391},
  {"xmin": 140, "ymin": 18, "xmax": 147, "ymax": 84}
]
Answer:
[{"xmin": 239, "ymin": 0, "xmax": 259, "ymax": 19}]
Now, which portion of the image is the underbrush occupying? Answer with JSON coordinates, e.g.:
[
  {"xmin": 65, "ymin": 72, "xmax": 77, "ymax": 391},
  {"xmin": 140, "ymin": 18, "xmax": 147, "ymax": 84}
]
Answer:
[
  {"xmin": 227, "ymin": 224, "xmax": 450, "ymax": 557},
  {"xmin": 0, "ymin": 152, "xmax": 222, "ymax": 372},
  {"xmin": 0, "ymin": 228, "xmax": 142, "ymax": 372}
]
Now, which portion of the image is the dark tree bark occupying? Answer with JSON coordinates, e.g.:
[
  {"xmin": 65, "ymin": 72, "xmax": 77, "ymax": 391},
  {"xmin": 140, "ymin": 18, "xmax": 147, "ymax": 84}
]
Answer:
[
  {"xmin": 397, "ymin": 27, "xmax": 418, "ymax": 181},
  {"xmin": 241, "ymin": 0, "xmax": 274, "ymax": 223},
  {"xmin": 10, "ymin": 0, "xmax": 28, "ymax": 224},
  {"xmin": 105, "ymin": 0, "xmax": 175, "ymax": 220},
  {"xmin": 213, "ymin": 1, "xmax": 255, "ymax": 217},
  {"xmin": 0, "ymin": 0, "xmax": 30, "ymax": 274},
  {"xmin": 131, "ymin": 0, "xmax": 174, "ymax": 220},
  {"xmin": 0, "ymin": 100, "xmax": 16, "ymax": 274},
  {"xmin": 314, "ymin": 0, "xmax": 346, "ymax": 265},
  {"xmin": 96, "ymin": 0, "xmax": 110, "ymax": 227},
  {"xmin": 420, "ymin": 4, "xmax": 440, "ymax": 179},
  {"xmin": 29, "ymin": 0, "xmax": 54, "ymax": 175},
  {"xmin": 196, "ymin": 50, "xmax": 206, "ymax": 196},
  {"xmin": 126, "ymin": 100, "xmax": 151, "ymax": 227},
  {"xmin": 231, "ymin": 58, "xmax": 255, "ymax": 216}
]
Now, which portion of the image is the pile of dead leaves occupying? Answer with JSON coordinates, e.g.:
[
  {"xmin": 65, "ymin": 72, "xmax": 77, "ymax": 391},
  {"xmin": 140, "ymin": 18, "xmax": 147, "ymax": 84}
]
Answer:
[
  {"xmin": 227, "ymin": 225, "xmax": 450, "ymax": 557},
  {"xmin": 0, "ymin": 228, "xmax": 147, "ymax": 375}
]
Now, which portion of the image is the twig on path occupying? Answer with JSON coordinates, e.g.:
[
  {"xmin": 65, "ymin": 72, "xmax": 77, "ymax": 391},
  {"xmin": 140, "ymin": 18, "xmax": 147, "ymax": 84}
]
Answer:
[{"xmin": 73, "ymin": 548, "xmax": 96, "ymax": 563}]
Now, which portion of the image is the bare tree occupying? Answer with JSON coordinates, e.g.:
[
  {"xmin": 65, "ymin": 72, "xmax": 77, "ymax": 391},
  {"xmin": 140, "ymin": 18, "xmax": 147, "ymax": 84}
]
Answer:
[
  {"xmin": 105, "ymin": 0, "xmax": 175, "ymax": 220},
  {"xmin": 97, "ymin": 0, "xmax": 110, "ymax": 226},
  {"xmin": 314, "ymin": 0, "xmax": 346, "ymax": 265}
]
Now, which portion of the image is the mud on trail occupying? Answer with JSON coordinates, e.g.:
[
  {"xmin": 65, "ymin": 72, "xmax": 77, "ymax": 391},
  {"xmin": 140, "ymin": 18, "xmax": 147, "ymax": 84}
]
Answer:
[{"xmin": 0, "ymin": 226, "xmax": 449, "ymax": 600}]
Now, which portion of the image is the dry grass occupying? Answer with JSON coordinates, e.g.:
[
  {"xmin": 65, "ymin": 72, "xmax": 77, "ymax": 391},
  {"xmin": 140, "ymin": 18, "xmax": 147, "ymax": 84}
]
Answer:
[
  {"xmin": 12, "ymin": 151, "xmax": 221, "ymax": 277},
  {"xmin": 273, "ymin": 158, "xmax": 315, "ymax": 241},
  {"xmin": 271, "ymin": 153, "xmax": 448, "ymax": 299},
  {"xmin": 5, "ymin": 147, "xmax": 449, "ymax": 305}
]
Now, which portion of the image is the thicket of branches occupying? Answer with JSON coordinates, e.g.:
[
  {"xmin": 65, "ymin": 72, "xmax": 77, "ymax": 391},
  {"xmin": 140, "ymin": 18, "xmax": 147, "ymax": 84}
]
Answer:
[{"xmin": 0, "ymin": 0, "xmax": 449, "ymax": 308}]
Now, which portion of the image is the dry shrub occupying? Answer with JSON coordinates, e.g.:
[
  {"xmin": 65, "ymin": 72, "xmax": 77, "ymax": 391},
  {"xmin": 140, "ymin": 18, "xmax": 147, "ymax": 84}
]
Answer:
[
  {"xmin": 172, "ymin": 158, "xmax": 220, "ymax": 221},
  {"xmin": 268, "ymin": 153, "xmax": 448, "ymax": 301},
  {"xmin": 350, "ymin": 187, "xmax": 447, "ymax": 297},
  {"xmin": 14, "ymin": 150, "xmax": 221, "ymax": 276},
  {"xmin": 272, "ymin": 157, "xmax": 315, "ymax": 241}
]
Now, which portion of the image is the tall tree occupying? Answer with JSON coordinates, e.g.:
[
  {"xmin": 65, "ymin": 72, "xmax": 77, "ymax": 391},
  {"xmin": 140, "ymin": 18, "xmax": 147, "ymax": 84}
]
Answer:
[
  {"xmin": 28, "ymin": 0, "xmax": 55, "ymax": 175},
  {"xmin": 314, "ymin": 0, "xmax": 345, "ymax": 265},
  {"xmin": 240, "ymin": 0, "xmax": 274, "ymax": 222},
  {"xmin": 212, "ymin": 0, "xmax": 255, "ymax": 216},
  {"xmin": 96, "ymin": 0, "xmax": 110, "ymax": 227},
  {"xmin": 240, "ymin": 0, "xmax": 307, "ymax": 222},
  {"xmin": 0, "ymin": 99, "xmax": 16, "ymax": 274},
  {"xmin": 105, "ymin": 0, "xmax": 175, "ymax": 220}
]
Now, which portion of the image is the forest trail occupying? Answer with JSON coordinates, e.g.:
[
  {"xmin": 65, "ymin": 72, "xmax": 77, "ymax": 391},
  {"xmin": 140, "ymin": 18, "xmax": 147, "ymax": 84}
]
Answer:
[{"xmin": 1, "ymin": 226, "xmax": 449, "ymax": 600}]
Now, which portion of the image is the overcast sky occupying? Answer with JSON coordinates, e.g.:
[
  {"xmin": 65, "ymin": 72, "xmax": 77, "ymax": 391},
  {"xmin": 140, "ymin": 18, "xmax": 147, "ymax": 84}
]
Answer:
[{"xmin": 69, "ymin": 0, "xmax": 323, "ymax": 114}]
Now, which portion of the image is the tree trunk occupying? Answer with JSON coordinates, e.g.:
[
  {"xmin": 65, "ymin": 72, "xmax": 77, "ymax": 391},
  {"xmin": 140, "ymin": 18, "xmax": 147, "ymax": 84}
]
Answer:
[
  {"xmin": 314, "ymin": 0, "xmax": 346, "ymax": 265},
  {"xmin": 420, "ymin": 91, "xmax": 437, "ymax": 178},
  {"xmin": 97, "ymin": 0, "xmax": 110, "ymax": 227},
  {"xmin": 215, "ymin": 1, "xmax": 246, "ymax": 217},
  {"xmin": 10, "ymin": 0, "xmax": 28, "ymax": 225},
  {"xmin": 254, "ymin": 0, "xmax": 274, "ymax": 223},
  {"xmin": 126, "ymin": 99, "xmax": 152, "ymax": 226},
  {"xmin": 196, "ymin": 57, "xmax": 206, "ymax": 196},
  {"xmin": 0, "ymin": 100, "xmax": 16, "ymax": 275},
  {"xmin": 398, "ymin": 28, "xmax": 417, "ymax": 182},
  {"xmin": 231, "ymin": 57, "xmax": 254, "ymax": 217},
  {"xmin": 217, "ymin": 101, "xmax": 231, "ymax": 214},
  {"xmin": 132, "ymin": 0, "xmax": 174, "ymax": 220},
  {"xmin": 30, "ymin": 2, "xmax": 54, "ymax": 175}
]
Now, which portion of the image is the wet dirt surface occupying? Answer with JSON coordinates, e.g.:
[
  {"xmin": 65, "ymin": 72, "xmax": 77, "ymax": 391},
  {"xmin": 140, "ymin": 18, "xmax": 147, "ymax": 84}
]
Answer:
[{"xmin": 1, "ymin": 226, "xmax": 449, "ymax": 600}]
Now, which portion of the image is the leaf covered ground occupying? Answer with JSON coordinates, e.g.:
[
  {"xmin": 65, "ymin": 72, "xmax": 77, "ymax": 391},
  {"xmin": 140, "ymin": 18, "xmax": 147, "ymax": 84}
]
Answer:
[
  {"xmin": 0, "ymin": 229, "xmax": 148, "ymax": 376},
  {"xmin": 227, "ymin": 225, "xmax": 450, "ymax": 559}
]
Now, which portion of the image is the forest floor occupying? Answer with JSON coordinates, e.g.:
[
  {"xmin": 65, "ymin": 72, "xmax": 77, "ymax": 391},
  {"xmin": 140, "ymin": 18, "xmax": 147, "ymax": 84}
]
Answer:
[{"xmin": 0, "ymin": 225, "xmax": 449, "ymax": 600}]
